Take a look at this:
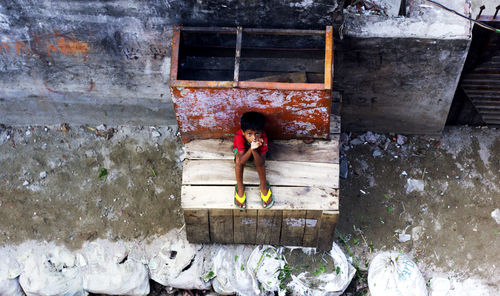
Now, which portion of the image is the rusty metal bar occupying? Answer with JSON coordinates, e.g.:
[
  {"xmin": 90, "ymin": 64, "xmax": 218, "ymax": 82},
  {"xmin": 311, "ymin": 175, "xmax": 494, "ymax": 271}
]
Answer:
[
  {"xmin": 238, "ymin": 81, "xmax": 325, "ymax": 90},
  {"xmin": 180, "ymin": 27, "xmax": 237, "ymax": 33},
  {"xmin": 180, "ymin": 26, "xmax": 326, "ymax": 36},
  {"xmin": 170, "ymin": 26, "xmax": 181, "ymax": 84},
  {"xmin": 477, "ymin": 5, "xmax": 485, "ymax": 19},
  {"xmin": 324, "ymin": 26, "xmax": 333, "ymax": 90},
  {"xmin": 233, "ymin": 26, "xmax": 242, "ymax": 88},
  {"xmin": 242, "ymin": 28, "xmax": 325, "ymax": 36},
  {"xmin": 171, "ymin": 80, "xmax": 234, "ymax": 88}
]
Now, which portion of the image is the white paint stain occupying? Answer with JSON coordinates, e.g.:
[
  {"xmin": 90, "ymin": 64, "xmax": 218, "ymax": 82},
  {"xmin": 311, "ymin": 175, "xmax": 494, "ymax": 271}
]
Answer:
[
  {"xmin": 241, "ymin": 218, "xmax": 256, "ymax": 225},
  {"xmin": 285, "ymin": 218, "xmax": 305, "ymax": 227},
  {"xmin": 161, "ymin": 57, "xmax": 170, "ymax": 82},
  {"xmin": 305, "ymin": 219, "xmax": 317, "ymax": 227},
  {"xmin": 144, "ymin": 57, "xmax": 152, "ymax": 75},
  {"xmin": 0, "ymin": 13, "xmax": 9, "ymax": 30}
]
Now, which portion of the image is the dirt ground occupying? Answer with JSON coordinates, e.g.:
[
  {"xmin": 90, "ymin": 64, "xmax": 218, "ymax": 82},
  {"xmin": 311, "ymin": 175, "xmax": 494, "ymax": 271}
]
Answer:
[
  {"xmin": 0, "ymin": 124, "xmax": 184, "ymax": 250},
  {"xmin": 1, "ymin": 124, "xmax": 499, "ymax": 295},
  {"xmin": 338, "ymin": 126, "xmax": 500, "ymax": 295}
]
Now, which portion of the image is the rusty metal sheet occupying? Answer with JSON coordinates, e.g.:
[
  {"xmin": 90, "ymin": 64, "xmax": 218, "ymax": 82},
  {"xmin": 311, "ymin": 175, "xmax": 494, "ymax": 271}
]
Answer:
[{"xmin": 170, "ymin": 87, "xmax": 331, "ymax": 143}]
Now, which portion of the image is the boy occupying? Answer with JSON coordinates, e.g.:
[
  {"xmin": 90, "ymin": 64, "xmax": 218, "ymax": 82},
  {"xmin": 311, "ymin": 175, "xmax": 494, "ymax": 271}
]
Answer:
[{"xmin": 233, "ymin": 111, "xmax": 273, "ymax": 209}]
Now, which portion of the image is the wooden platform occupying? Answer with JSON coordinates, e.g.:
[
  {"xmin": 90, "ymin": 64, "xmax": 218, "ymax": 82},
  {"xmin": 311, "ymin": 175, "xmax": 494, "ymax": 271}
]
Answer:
[{"xmin": 181, "ymin": 129, "xmax": 340, "ymax": 250}]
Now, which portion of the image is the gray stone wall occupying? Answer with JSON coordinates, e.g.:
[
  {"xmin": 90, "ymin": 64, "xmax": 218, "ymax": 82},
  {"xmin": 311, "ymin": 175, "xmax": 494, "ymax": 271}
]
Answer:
[{"xmin": 0, "ymin": 0, "xmax": 342, "ymax": 125}]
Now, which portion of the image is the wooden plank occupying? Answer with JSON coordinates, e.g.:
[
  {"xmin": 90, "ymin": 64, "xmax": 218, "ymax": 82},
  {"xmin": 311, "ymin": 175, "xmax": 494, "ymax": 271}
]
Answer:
[
  {"xmin": 324, "ymin": 26, "xmax": 333, "ymax": 90},
  {"xmin": 317, "ymin": 211, "xmax": 339, "ymax": 251},
  {"xmin": 185, "ymin": 138, "xmax": 339, "ymax": 163},
  {"xmin": 248, "ymin": 72, "xmax": 307, "ymax": 83},
  {"xmin": 209, "ymin": 209, "xmax": 234, "ymax": 244},
  {"xmin": 280, "ymin": 210, "xmax": 306, "ymax": 246},
  {"xmin": 233, "ymin": 209, "xmax": 257, "ymax": 244},
  {"xmin": 233, "ymin": 26, "xmax": 242, "ymax": 87},
  {"xmin": 269, "ymin": 136, "xmax": 339, "ymax": 164},
  {"xmin": 256, "ymin": 210, "xmax": 282, "ymax": 245},
  {"xmin": 182, "ymin": 186, "xmax": 339, "ymax": 211},
  {"xmin": 184, "ymin": 210, "xmax": 210, "ymax": 243},
  {"xmin": 302, "ymin": 210, "xmax": 322, "ymax": 247},
  {"xmin": 183, "ymin": 160, "xmax": 339, "ymax": 188}
]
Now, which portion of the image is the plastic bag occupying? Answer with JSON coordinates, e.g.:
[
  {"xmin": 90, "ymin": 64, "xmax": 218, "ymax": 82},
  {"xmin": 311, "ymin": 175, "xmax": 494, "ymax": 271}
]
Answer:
[
  {"xmin": 0, "ymin": 250, "xmax": 23, "ymax": 296},
  {"xmin": 286, "ymin": 243, "xmax": 356, "ymax": 296},
  {"xmin": 368, "ymin": 251, "xmax": 427, "ymax": 296},
  {"xmin": 247, "ymin": 246, "xmax": 285, "ymax": 294},
  {"xmin": 207, "ymin": 245, "xmax": 258, "ymax": 296}
]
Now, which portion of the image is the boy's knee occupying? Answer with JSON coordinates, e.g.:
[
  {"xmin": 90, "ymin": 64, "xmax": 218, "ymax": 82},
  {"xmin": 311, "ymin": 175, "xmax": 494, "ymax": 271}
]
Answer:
[
  {"xmin": 235, "ymin": 158, "xmax": 244, "ymax": 167},
  {"xmin": 254, "ymin": 159, "xmax": 265, "ymax": 168}
]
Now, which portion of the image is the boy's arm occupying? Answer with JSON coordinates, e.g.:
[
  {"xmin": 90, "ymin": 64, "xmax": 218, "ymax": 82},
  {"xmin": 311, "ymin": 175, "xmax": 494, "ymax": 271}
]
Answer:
[
  {"xmin": 251, "ymin": 139, "xmax": 265, "ymax": 166},
  {"xmin": 236, "ymin": 148, "xmax": 253, "ymax": 165},
  {"xmin": 252, "ymin": 149, "xmax": 265, "ymax": 166}
]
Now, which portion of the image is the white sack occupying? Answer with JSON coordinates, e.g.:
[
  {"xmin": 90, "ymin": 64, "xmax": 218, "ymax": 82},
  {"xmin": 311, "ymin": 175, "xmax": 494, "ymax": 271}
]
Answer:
[
  {"xmin": 0, "ymin": 250, "xmax": 23, "ymax": 296},
  {"xmin": 80, "ymin": 241, "xmax": 149, "ymax": 295},
  {"xmin": 148, "ymin": 235, "xmax": 209, "ymax": 290},
  {"xmin": 368, "ymin": 251, "xmax": 427, "ymax": 296},
  {"xmin": 18, "ymin": 247, "xmax": 86, "ymax": 296}
]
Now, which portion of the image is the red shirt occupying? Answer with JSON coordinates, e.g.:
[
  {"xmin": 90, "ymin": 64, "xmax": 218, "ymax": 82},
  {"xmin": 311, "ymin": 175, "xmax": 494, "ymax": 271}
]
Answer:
[{"xmin": 232, "ymin": 130, "xmax": 268, "ymax": 154}]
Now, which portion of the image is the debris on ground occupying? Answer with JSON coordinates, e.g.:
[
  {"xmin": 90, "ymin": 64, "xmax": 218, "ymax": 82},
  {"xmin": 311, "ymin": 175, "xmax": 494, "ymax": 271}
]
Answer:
[
  {"xmin": 492, "ymin": 209, "xmax": 500, "ymax": 224},
  {"xmin": 344, "ymin": 0, "xmax": 388, "ymax": 16},
  {"xmin": 406, "ymin": 178, "xmax": 425, "ymax": 194}
]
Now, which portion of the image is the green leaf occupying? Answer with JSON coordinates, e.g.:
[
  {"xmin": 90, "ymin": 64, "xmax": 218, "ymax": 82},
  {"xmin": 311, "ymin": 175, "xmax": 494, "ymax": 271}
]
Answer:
[
  {"xmin": 241, "ymin": 264, "xmax": 245, "ymax": 271},
  {"xmin": 234, "ymin": 255, "xmax": 238, "ymax": 262},
  {"xmin": 314, "ymin": 264, "xmax": 327, "ymax": 276},
  {"xmin": 336, "ymin": 266, "xmax": 341, "ymax": 275},
  {"xmin": 369, "ymin": 243, "xmax": 374, "ymax": 253},
  {"xmin": 494, "ymin": 229, "xmax": 498, "ymax": 235},
  {"xmin": 387, "ymin": 206, "xmax": 393, "ymax": 213},
  {"xmin": 384, "ymin": 193, "xmax": 391, "ymax": 199},
  {"xmin": 203, "ymin": 270, "xmax": 215, "ymax": 281},
  {"xmin": 353, "ymin": 238, "xmax": 360, "ymax": 245},
  {"xmin": 98, "ymin": 168, "xmax": 108, "ymax": 179},
  {"xmin": 151, "ymin": 168, "xmax": 157, "ymax": 177}
]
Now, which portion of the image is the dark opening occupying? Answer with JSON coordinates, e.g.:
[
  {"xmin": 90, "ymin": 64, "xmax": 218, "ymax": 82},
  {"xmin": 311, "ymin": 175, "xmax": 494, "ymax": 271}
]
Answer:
[
  {"xmin": 177, "ymin": 31, "xmax": 236, "ymax": 81},
  {"xmin": 176, "ymin": 28, "xmax": 326, "ymax": 83},
  {"xmin": 239, "ymin": 33, "xmax": 325, "ymax": 83}
]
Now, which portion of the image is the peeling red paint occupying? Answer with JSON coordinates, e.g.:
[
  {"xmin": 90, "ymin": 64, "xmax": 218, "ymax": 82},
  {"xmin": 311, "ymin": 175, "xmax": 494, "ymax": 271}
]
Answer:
[{"xmin": 171, "ymin": 87, "xmax": 331, "ymax": 143}]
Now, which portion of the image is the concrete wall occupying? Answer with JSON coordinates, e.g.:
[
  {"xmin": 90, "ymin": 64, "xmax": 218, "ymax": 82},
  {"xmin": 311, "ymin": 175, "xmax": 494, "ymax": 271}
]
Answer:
[
  {"xmin": 0, "ymin": 0, "xmax": 472, "ymax": 134},
  {"xmin": 335, "ymin": 37, "xmax": 470, "ymax": 134}
]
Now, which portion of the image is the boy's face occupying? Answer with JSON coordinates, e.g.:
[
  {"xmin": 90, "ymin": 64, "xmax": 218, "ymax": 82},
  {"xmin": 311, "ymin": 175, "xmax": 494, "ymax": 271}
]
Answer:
[{"xmin": 242, "ymin": 129, "xmax": 263, "ymax": 143}]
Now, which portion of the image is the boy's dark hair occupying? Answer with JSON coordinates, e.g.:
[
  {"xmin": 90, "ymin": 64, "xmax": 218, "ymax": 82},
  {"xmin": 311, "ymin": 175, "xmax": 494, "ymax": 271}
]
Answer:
[{"xmin": 241, "ymin": 111, "xmax": 265, "ymax": 131}]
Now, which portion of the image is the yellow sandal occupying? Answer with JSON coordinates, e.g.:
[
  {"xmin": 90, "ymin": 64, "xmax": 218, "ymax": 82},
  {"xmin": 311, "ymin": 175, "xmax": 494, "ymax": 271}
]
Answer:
[
  {"xmin": 261, "ymin": 181, "xmax": 274, "ymax": 209},
  {"xmin": 234, "ymin": 184, "xmax": 246, "ymax": 209}
]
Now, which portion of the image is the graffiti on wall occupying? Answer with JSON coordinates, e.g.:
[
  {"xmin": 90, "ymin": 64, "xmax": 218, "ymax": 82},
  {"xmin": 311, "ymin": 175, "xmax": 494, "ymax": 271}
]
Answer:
[
  {"xmin": 122, "ymin": 40, "xmax": 170, "ymax": 61},
  {"xmin": 0, "ymin": 33, "xmax": 89, "ymax": 58}
]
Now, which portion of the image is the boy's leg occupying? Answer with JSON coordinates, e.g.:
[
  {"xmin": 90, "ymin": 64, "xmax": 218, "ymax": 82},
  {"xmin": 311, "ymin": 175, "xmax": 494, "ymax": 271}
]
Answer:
[
  {"xmin": 235, "ymin": 159, "xmax": 245, "ymax": 198},
  {"xmin": 254, "ymin": 159, "xmax": 269, "ymax": 201}
]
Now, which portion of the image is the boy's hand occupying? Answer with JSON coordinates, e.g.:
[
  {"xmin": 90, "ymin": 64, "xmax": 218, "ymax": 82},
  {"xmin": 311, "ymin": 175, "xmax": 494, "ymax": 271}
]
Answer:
[{"xmin": 251, "ymin": 140, "xmax": 262, "ymax": 150}]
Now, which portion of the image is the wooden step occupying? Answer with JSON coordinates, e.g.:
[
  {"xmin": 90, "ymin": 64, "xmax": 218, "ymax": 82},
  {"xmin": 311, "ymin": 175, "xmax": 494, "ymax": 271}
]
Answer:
[
  {"xmin": 183, "ymin": 208, "xmax": 339, "ymax": 248},
  {"xmin": 182, "ymin": 185, "xmax": 339, "ymax": 211},
  {"xmin": 184, "ymin": 136, "xmax": 339, "ymax": 163},
  {"xmin": 182, "ymin": 159, "xmax": 339, "ymax": 188}
]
